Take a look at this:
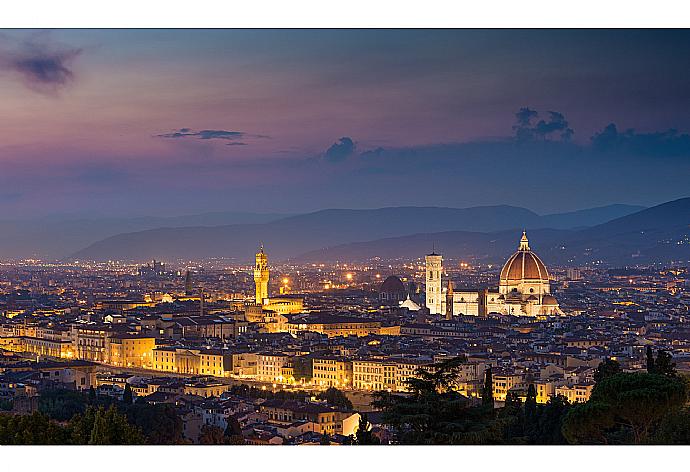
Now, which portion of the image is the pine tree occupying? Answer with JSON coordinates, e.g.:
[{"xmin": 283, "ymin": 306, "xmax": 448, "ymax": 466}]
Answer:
[
  {"xmin": 355, "ymin": 414, "xmax": 380, "ymax": 445},
  {"xmin": 524, "ymin": 384, "xmax": 538, "ymax": 442},
  {"xmin": 654, "ymin": 350, "xmax": 677, "ymax": 378},
  {"xmin": 646, "ymin": 346, "xmax": 655, "ymax": 374},
  {"xmin": 594, "ymin": 358, "xmax": 623, "ymax": 383},
  {"xmin": 89, "ymin": 408, "xmax": 109, "ymax": 445},
  {"xmin": 123, "ymin": 383, "xmax": 133, "ymax": 404},
  {"xmin": 482, "ymin": 366, "xmax": 494, "ymax": 408}
]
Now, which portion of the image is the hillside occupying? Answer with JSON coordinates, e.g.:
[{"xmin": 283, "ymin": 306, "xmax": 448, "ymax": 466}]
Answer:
[{"xmin": 69, "ymin": 203, "xmax": 649, "ymax": 262}]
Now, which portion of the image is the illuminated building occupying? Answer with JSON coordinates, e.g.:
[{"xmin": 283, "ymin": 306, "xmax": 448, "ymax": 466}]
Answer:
[
  {"xmin": 262, "ymin": 297, "xmax": 304, "ymax": 315},
  {"xmin": 426, "ymin": 232, "xmax": 562, "ymax": 317},
  {"xmin": 312, "ymin": 356, "xmax": 353, "ymax": 388},
  {"xmin": 352, "ymin": 359, "xmax": 431, "ymax": 392},
  {"xmin": 151, "ymin": 347, "xmax": 228, "ymax": 377},
  {"xmin": 254, "ymin": 245, "xmax": 269, "ymax": 305},
  {"xmin": 287, "ymin": 314, "xmax": 383, "ymax": 338},
  {"xmin": 425, "ymin": 252, "xmax": 443, "ymax": 314},
  {"xmin": 555, "ymin": 383, "xmax": 594, "ymax": 403},
  {"xmin": 106, "ymin": 333, "xmax": 156, "ymax": 368}
]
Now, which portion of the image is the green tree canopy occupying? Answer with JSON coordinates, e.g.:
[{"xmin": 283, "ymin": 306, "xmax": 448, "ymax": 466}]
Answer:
[
  {"xmin": 317, "ymin": 387, "xmax": 353, "ymax": 410},
  {"xmin": 562, "ymin": 372, "xmax": 687, "ymax": 444}
]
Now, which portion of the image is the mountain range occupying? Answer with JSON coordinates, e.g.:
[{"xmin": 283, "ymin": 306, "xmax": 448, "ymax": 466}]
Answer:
[
  {"xmin": 295, "ymin": 198, "xmax": 690, "ymax": 266},
  {"xmin": 65, "ymin": 202, "xmax": 678, "ymax": 265},
  {"xmin": 0, "ymin": 211, "xmax": 289, "ymax": 259}
]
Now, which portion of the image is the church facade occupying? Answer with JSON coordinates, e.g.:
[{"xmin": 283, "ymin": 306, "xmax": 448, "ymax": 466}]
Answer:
[{"xmin": 425, "ymin": 232, "xmax": 562, "ymax": 317}]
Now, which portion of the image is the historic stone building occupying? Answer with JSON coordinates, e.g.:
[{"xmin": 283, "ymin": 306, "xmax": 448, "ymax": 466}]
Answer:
[{"xmin": 425, "ymin": 232, "xmax": 561, "ymax": 317}]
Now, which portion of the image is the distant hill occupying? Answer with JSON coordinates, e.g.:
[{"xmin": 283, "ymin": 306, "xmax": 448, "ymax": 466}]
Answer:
[
  {"xmin": 69, "ymin": 203, "xmax": 650, "ymax": 263},
  {"xmin": 539, "ymin": 204, "xmax": 645, "ymax": 229},
  {"xmin": 294, "ymin": 198, "xmax": 690, "ymax": 266},
  {"xmin": 0, "ymin": 211, "xmax": 289, "ymax": 260}
]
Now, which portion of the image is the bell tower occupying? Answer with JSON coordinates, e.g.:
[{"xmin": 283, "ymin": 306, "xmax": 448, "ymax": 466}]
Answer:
[
  {"xmin": 425, "ymin": 251, "xmax": 443, "ymax": 314},
  {"xmin": 254, "ymin": 244, "xmax": 269, "ymax": 305}
]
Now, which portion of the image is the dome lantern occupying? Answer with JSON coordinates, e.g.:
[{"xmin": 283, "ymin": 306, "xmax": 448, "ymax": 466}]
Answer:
[{"xmin": 519, "ymin": 231, "xmax": 530, "ymax": 251}]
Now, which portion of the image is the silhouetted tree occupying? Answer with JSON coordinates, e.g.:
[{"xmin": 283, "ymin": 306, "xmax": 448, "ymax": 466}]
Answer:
[
  {"xmin": 524, "ymin": 384, "xmax": 538, "ymax": 441},
  {"xmin": 199, "ymin": 425, "xmax": 226, "ymax": 445},
  {"xmin": 123, "ymin": 383, "xmax": 133, "ymax": 404},
  {"xmin": 320, "ymin": 432, "xmax": 331, "ymax": 445},
  {"xmin": 224, "ymin": 415, "xmax": 245, "ymax": 445},
  {"xmin": 482, "ymin": 366, "xmax": 494, "ymax": 408},
  {"xmin": 354, "ymin": 414, "xmax": 380, "ymax": 445},
  {"xmin": 646, "ymin": 346, "xmax": 655, "ymax": 374},
  {"xmin": 562, "ymin": 373, "xmax": 687, "ymax": 444},
  {"xmin": 594, "ymin": 358, "xmax": 623, "ymax": 383},
  {"xmin": 317, "ymin": 387, "xmax": 353, "ymax": 410},
  {"xmin": 654, "ymin": 350, "xmax": 677, "ymax": 378}
]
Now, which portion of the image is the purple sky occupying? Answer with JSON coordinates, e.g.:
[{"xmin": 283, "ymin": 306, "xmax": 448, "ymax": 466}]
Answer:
[{"xmin": 1, "ymin": 29, "xmax": 690, "ymax": 218}]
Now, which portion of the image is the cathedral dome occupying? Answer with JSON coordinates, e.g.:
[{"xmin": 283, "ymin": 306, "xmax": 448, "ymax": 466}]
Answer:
[
  {"xmin": 379, "ymin": 275, "xmax": 407, "ymax": 302},
  {"xmin": 380, "ymin": 275, "xmax": 405, "ymax": 293},
  {"xmin": 499, "ymin": 232, "xmax": 549, "ymax": 283}
]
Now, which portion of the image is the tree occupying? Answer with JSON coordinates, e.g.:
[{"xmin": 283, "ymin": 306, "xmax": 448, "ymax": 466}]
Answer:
[
  {"xmin": 224, "ymin": 415, "xmax": 245, "ymax": 445},
  {"xmin": 199, "ymin": 425, "xmax": 226, "ymax": 445},
  {"xmin": 654, "ymin": 350, "xmax": 677, "ymax": 378},
  {"xmin": 123, "ymin": 383, "xmax": 133, "ymax": 404},
  {"xmin": 651, "ymin": 408, "xmax": 690, "ymax": 444},
  {"xmin": 535, "ymin": 395, "xmax": 570, "ymax": 444},
  {"xmin": 0, "ymin": 412, "xmax": 71, "ymax": 445},
  {"xmin": 562, "ymin": 401, "xmax": 615, "ymax": 444},
  {"xmin": 524, "ymin": 384, "xmax": 538, "ymax": 442},
  {"xmin": 88, "ymin": 386, "xmax": 96, "ymax": 404},
  {"xmin": 646, "ymin": 346, "xmax": 655, "ymax": 374},
  {"xmin": 317, "ymin": 387, "xmax": 353, "ymax": 410},
  {"xmin": 373, "ymin": 357, "xmax": 504, "ymax": 444},
  {"xmin": 71, "ymin": 406, "xmax": 144, "ymax": 445},
  {"xmin": 354, "ymin": 414, "xmax": 380, "ymax": 445},
  {"xmin": 482, "ymin": 366, "xmax": 494, "ymax": 408},
  {"xmin": 561, "ymin": 373, "xmax": 687, "ymax": 444},
  {"xmin": 500, "ymin": 391, "xmax": 525, "ymax": 443},
  {"xmin": 594, "ymin": 358, "xmax": 623, "ymax": 383},
  {"xmin": 123, "ymin": 402, "xmax": 184, "ymax": 444},
  {"xmin": 320, "ymin": 432, "xmax": 331, "ymax": 445}
]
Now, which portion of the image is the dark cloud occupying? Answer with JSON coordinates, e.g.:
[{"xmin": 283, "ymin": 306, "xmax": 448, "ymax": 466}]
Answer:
[
  {"xmin": 157, "ymin": 128, "xmax": 267, "ymax": 145},
  {"xmin": 0, "ymin": 36, "xmax": 82, "ymax": 95},
  {"xmin": 591, "ymin": 123, "xmax": 690, "ymax": 157},
  {"xmin": 158, "ymin": 129, "xmax": 245, "ymax": 140},
  {"xmin": 513, "ymin": 108, "xmax": 574, "ymax": 142},
  {"xmin": 324, "ymin": 137, "xmax": 356, "ymax": 162}
]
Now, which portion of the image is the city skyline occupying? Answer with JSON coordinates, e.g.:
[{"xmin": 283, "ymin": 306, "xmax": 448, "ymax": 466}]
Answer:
[
  {"xmin": 1, "ymin": 30, "xmax": 690, "ymax": 218},
  {"xmin": 1, "ymin": 23, "xmax": 690, "ymax": 451}
]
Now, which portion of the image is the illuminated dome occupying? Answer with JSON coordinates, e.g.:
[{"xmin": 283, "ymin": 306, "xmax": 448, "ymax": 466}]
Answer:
[
  {"xmin": 499, "ymin": 231, "xmax": 551, "ymax": 297},
  {"xmin": 500, "ymin": 232, "xmax": 549, "ymax": 282}
]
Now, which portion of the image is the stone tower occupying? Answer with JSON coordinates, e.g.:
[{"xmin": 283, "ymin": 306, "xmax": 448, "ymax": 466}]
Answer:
[
  {"xmin": 254, "ymin": 245, "xmax": 270, "ymax": 305},
  {"xmin": 184, "ymin": 270, "xmax": 192, "ymax": 296},
  {"xmin": 425, "ymin": 252, "xmax": 442, "ymax": 314},
  {"xmin": 445, "ymin": 279, "xmax": 454, "ymax": 320}
]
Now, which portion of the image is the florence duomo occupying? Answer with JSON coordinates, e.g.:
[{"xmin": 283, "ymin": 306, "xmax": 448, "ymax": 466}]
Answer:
[{"xmin": 425, "ymin": 231, "xmax": 562, "ymax": 317}]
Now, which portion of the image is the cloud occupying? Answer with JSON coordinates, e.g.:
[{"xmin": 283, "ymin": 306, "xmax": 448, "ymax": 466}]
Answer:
[
  {"xmin": 157, "ymin": 128, "xmax": 266, "ymax": 145},
  {"xmin": 0, "ymin": 36, "xmax": 82, "ymax": 95},
  {"xmin": 591, "ymin": 123, "xmax": 690, "ymax": 157},
  {"xmin": 324, "ymin": 137, "xmax": 356, "ymax": 162},
  {"xmin": 513, "ymin": 108, "xmax": 574, "ymax": 142}
]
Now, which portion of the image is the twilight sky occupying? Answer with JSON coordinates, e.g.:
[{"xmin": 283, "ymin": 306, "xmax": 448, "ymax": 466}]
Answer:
[{"xmin": 1, "ymin": 29, "xmax": 690, "ymax": 218}]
